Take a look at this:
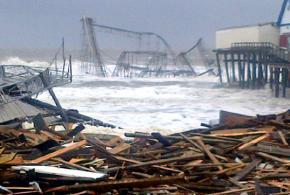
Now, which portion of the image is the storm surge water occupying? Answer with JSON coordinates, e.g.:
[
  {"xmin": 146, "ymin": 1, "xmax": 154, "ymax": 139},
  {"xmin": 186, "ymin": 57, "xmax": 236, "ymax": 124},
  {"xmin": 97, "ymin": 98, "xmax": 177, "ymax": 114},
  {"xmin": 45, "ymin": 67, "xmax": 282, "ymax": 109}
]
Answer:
[{"xmin": 1, "ymin": 57, "xmax": 289, "ymax": 134}]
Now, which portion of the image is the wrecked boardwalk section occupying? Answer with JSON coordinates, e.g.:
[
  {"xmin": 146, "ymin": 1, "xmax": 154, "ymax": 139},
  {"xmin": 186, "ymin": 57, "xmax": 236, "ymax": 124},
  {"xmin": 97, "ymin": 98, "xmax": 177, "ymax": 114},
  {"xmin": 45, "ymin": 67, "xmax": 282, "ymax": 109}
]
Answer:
[{"xmin": 0, "ymin": 110, "xmax": 290, "ymax": 194}]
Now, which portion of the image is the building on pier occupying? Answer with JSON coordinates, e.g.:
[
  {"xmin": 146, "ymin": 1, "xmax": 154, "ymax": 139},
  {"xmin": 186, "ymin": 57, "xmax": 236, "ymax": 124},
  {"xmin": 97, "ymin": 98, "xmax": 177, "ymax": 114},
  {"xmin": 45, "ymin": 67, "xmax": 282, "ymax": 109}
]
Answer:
[
  {"xmin": 214, "ymin": 0, "xmax": 290, "ymax": 98},
  {"xmin": 214, "ymin": 29, "xmax": 290, "ymax": 97},
  {"xmin": 216, "ymin": 23, "xmax": 280, "ymax": 49}
]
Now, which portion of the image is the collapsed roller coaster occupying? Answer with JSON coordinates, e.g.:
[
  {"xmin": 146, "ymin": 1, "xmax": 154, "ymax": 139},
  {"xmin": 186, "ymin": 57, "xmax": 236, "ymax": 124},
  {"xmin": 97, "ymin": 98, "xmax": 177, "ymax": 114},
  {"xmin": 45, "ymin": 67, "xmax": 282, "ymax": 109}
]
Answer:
[{"xmin": 81, "ymin": 17, "xmax": 215, "ymax": 78}]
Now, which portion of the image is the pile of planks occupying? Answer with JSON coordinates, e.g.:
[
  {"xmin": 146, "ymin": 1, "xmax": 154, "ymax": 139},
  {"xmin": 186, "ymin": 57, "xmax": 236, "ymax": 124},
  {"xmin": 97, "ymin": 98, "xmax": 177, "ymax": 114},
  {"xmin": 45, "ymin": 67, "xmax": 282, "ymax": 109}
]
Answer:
[{"xmin": 0, "ymin": 110, "xmax": 289, "ymax": 194}]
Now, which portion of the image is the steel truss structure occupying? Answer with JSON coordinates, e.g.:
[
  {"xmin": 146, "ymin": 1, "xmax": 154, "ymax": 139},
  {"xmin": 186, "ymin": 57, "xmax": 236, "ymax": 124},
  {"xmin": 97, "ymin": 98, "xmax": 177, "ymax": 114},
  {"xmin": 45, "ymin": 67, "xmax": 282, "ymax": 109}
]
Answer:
[
  {"xmin": 176, "ymin": 38, "xmax": 216, "ymax": 76},
  {"xmin": 81, "ymin": 17, "xmax": 209, "ymax": 78},
  {"xmin": 112, "ymin": 51, "xmax": 168, "ymax": 77}
]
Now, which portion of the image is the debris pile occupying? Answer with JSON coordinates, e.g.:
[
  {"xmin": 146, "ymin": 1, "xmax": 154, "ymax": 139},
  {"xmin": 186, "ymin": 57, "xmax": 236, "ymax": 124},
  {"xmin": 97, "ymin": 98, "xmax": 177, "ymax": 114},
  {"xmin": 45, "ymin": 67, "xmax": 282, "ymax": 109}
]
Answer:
[{"xmin": 0, "ymin": 110, "xmax": 289, "ymax": 194}]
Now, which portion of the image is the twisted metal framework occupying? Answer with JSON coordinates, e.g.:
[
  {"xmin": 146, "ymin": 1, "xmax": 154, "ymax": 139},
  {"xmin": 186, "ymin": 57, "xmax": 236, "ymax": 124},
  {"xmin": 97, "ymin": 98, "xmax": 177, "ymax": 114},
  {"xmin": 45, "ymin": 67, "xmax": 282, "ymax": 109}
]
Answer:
[
  {"xmin": 0, "ymin": 46, "xmax": 72, "ymax": 106},
  {"xmin": 176, "ymin": 38, "xmax": 216, "ymax": 76},
  {"xmin": 81, "ymin": 17, "xmax": 199, "ymax": 77},
  {"xmin": 80, "ymin": 17, "xmax": 216, "ymax": 77},
  {"xmin": 112, "ymin": 51, "xmax": 168, "ymax": 77},
  {"xmin": 91, "ymin": 24, "xmax": 176, "ymax": 60},
  {"xmin": 81, "ymin": 17, "xmax": 107, "ymax": 77}
]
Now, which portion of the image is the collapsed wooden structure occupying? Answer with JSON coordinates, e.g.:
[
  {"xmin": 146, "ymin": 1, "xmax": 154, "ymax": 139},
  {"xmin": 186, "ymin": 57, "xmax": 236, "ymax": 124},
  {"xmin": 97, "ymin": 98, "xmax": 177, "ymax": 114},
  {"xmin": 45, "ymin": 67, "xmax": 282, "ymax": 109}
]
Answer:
[
  {"xmin": 215, "ymin": 42, "xmax": 290, "ymax": 97},
  {"xmin": 0, "ymin": 108, "xmax": 289, "ymax": 194}
]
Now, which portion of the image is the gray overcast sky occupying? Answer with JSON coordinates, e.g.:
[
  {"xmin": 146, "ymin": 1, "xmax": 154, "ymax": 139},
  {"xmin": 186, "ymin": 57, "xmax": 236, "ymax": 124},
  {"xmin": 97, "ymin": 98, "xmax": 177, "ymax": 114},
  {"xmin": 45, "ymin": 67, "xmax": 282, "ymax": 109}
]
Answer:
[{"xmin": 0, "ymin": 0, "xmax": 283, "ymax": 50}]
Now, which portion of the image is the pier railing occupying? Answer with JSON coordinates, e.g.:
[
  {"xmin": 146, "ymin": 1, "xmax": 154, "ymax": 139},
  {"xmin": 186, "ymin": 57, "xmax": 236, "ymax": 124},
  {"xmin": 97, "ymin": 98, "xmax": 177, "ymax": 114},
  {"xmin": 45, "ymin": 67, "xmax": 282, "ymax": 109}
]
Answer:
[{"xmin": 231, "ymin": 42, "xmax": 290, "ymax": 63}]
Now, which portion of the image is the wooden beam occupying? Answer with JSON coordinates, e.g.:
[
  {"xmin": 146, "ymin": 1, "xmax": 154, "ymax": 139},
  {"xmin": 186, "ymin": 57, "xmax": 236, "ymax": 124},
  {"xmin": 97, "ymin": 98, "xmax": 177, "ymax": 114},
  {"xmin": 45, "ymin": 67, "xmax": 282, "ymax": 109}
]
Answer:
[
  {"xmin": 30, "ymin": 140, "xmax": 87, "ymax": 164},
  {"xmin": 207, "ymin": 187, "xmax": 254, "ymax": 195},
  {"xmin": 216, "ymin": 53, "xmax": 223, "ymax": 83},
  {"xmin": 196, "ymin": 138, "xmax": 223, "ymax": 171},
  {"xmin": 233, "ymin": 158, "xmax": 262, "ymax": 181},
  {"xmin": 278, "ymin": 131, "xmax": 288, "ymax": 146},
  {"xmin": 238, "ymin": 134, "xmax": 269, "ymax": 150},
  {"xmin": 211, "ymin": 131, "xmax": 269, "ymax": 137},
  {"xmin": 256, "ymin": 152, "xmax": 290, "ymax": 164},
  {"xmin": 109, "ymin": 143, "xmax": 131, "ymax": 155},
  {"xmin": 107, "ymin": 153, "xmax": 204, "ymax": 172}
]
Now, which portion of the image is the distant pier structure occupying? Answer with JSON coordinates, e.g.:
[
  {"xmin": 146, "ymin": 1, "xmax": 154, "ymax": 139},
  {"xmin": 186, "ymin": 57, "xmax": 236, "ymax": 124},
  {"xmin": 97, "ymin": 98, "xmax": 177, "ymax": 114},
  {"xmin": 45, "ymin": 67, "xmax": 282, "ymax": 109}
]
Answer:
[
  {"xmin": 214, "ymin": 22, "xmax": 290, "ymax": 98},
  {"xmin": 215, "ymin": 42, "xmax": 290, "ymax": 97}
]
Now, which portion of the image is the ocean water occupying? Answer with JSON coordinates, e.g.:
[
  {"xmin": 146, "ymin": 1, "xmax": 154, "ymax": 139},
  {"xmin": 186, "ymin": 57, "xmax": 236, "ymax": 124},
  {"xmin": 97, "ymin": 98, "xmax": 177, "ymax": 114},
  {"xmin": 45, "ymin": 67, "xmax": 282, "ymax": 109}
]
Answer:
[{"xmin": 1, "ymin": 57, "xmax": 289, "ymax": 134}]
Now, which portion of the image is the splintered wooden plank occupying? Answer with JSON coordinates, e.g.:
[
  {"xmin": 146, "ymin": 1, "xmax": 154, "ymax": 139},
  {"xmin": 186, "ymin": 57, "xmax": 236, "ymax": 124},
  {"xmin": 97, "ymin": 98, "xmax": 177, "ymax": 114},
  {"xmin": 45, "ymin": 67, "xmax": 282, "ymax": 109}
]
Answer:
[
  {"xmin": 210, "ymin": 128, "xmax": 251, "ymax": 135},
  {"xmin": 109, "ymin": 143, "xmax": 131, "ymax": 155},
  {"xmin": 256, "ymin": 152, "xmax": 290, "ymax": 164},
  {"xmin": 238, "ymin": 134, "xmax": 269, "ymax": 150},
  {"xmin": 30, "ymin": 140, "xmax": 87, "ymax": 164},
  {"xmin": 251, "ymin": 143, "xmax": 290, "ymax": 157},
  {"xmin": 179, "ymin": 133, "xmax": 202, "ymax": 152},
  {"xmin": 278, "ymin": 131, "xmax": 289, "ymax": 146},
  {"xmin": 46, "ymin": 175, "xmax": 186, "ymax": 193},
  {"xmin": 211, "ymin": 131, "xmax": 269, "ymax": 137},
  {"xmin": 267, "ymin": 181, "xmax": 290, "ymax": 190},
  {"xmin": 268, "ymin": 120, "xmax": 290, "ymax": 130},
  {"xmin": 195, "ymin": 138, "xmax": 223, "ymax": 171},
  {"xmin": 183, "ymin": 160, "xmax": 203, "ymax": 167},
  {"xmin": 233, "ymin": 158, "xmax": 262, "ymax": 181},
  {"xmin": 109, "ymin": 154, "xmax": 203, "ymax": 172},
  {"xmin": 115, "ymin": 156, "xmax": 183, "ymax": 173},
  {"xmin": 211, "ymin": 126, "xmax": 275, "ymax": 137},
  {"xmin": 51, "ymin": 158, "xmax": 95, "ymax": 172},
  {"xmin": 86, "ymin": 137, "xmax": 120, "ymax": 164},
  {"xmin": 207, "ymin": 187, "xmax": 255, "ymax": 195},
  {"xmin": 106, "ymin": 136, "xmax": 124, "ymax": 147}
]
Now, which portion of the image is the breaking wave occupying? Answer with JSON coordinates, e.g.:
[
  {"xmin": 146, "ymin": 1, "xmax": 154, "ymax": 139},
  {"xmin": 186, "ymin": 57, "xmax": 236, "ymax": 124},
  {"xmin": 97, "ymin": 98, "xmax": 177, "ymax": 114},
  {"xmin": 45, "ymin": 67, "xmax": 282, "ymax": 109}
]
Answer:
[{"xmin": 1, "ymin": 57, "xmax": 289, "ymax": 135}]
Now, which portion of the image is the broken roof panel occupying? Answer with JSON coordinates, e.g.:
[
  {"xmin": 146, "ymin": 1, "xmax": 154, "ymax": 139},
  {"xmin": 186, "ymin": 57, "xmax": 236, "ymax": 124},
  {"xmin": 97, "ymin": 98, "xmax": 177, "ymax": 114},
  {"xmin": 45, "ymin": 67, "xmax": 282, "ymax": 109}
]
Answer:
[{"xmin": 0, "ymin": 100, "xmax": 52, "ymax": 123}]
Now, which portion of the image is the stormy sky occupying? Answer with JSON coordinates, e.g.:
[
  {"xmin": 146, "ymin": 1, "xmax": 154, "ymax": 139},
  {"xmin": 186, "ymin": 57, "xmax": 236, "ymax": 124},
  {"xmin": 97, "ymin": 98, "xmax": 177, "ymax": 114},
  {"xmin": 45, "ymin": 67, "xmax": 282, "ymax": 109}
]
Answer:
[{"xmin": 0, "ymin": 0, "xmax": 283, "ymax": 50}]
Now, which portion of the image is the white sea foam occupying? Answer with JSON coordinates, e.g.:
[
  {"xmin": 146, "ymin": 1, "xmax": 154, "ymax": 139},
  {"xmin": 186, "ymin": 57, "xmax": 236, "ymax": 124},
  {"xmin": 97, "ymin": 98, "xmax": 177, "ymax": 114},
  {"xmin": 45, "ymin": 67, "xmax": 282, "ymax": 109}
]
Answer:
[
  {"xmin": 1, "ymin": 57, "xmax": 289, "ymax": 135},
  {"xmin": 0, "ymin": 56, "xmax": 49, "ymax": 67}
]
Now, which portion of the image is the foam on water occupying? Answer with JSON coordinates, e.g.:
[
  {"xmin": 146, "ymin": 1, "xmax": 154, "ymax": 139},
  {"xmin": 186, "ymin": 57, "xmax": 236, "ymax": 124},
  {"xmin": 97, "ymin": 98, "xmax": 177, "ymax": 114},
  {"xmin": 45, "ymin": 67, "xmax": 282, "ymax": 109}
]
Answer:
[
  {"xmin": 0, "ymin": 56, "xmax": 49, "ymax": 67},
  {"xmin": 1, "ymin": 57, "xmax": 289, "ymax": 135},
  {"xmin": 40, "ymin": 74, "xmax": 289, "ymax": 134}
]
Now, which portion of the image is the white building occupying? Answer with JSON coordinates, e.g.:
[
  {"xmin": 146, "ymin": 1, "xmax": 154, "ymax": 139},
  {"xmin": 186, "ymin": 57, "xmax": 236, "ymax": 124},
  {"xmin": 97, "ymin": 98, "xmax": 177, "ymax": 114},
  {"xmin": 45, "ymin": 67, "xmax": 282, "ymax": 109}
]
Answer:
[{"xmin": 216, "ymin": 23, "xmax": 280, "ymax": 49}]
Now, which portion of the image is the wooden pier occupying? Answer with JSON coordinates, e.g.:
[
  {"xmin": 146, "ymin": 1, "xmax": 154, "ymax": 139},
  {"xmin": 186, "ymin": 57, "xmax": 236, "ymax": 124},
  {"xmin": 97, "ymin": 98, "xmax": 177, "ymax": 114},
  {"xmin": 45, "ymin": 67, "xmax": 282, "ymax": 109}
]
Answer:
[{"xmin": 215, "ymin": 42, "xmax": 290, "ymax": 97}]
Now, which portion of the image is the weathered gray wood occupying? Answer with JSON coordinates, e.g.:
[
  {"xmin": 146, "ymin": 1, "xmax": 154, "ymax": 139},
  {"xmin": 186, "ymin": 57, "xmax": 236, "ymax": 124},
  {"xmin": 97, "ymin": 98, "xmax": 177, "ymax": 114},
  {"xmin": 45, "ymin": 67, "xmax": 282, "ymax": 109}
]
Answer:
[
  {"xmin": 248, "ymin": 143, "xmax": 290, "ymax": 157},
  {"xmin": 233, "ymin": 158, "xmax": 262, "ymax": 181}
]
